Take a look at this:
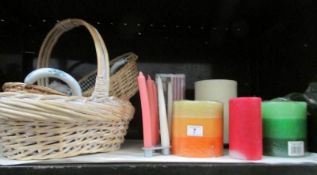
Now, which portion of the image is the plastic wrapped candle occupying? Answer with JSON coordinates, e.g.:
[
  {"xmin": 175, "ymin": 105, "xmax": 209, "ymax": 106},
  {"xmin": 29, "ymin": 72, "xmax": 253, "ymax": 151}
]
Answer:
[
  {"xmin": 262, "ymin": 101, "xmax": 307, "ymax": 157},
  {"xmin": 229, "ymin": 97, "xmax": 262, "ymax": 160},
  {"xmin": 172, "ymin": 100, "xmax": 223, "ymax": 157}
]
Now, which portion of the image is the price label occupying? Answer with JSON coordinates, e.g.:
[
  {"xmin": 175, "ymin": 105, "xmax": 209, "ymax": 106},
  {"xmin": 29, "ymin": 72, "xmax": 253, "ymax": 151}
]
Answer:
[
  {"xmin": 187, "ymin": 125, "xmax": 203, "ymax": 137},
  {"xmin": 288, "ymin": 141, "xmax": 304, "ymax": 156}
]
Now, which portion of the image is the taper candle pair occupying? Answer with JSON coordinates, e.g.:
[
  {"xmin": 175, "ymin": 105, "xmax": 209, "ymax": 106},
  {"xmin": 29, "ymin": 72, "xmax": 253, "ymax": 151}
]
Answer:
[{"xmin": 138, "ymin": 72, "xmax": 170, "ymax": 157}]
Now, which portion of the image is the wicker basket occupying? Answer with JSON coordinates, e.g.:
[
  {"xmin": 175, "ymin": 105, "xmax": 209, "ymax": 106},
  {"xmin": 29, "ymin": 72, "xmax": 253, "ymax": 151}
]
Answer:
[
  {"xmin": 3, "ymin": 19, "xmax": 139, "ymax": 100},
  {"xmin": 77, "ymin": 52, "xmax": 138, "ymax": 98},
  {"xmin": 0, "ymin": 19, "xmax": 135, "ymax": 160},
  {"xmin": 36, "ymin": 19, "xmax": 139, "ymax": 99}
]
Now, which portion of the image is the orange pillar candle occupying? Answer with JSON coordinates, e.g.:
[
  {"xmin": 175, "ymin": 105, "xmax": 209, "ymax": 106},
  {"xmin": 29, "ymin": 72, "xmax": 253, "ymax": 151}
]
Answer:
[{"xmin": 172, "ymin": 100, "xmax": 223, "ymax": 157}]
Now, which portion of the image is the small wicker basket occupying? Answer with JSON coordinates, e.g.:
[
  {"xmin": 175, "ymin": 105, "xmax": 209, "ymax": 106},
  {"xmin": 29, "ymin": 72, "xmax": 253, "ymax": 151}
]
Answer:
[
  {"xmin": 3, "ymin": 19, "xmax": 138, "ymax": 100},
  {"xmin": 0, "ymin": 19, "xmax": 135, "ymax": 160},
  {"xmin": 77, "ymin": 52, "xmax": 138, "ymax": 98}
]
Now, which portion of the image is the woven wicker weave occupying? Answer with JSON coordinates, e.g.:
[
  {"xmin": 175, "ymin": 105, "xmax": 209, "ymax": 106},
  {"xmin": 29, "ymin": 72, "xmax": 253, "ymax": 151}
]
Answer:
[
  {"xmin": 3, "ymin": 82, "xmax": 65, "ymax": 96},
  {"xmin": 36, "ymin": 20, "xmax": 138, "ymax": 99},
  {"xmin": 78, "ymin": 52, "xmax": 138, "ymax": 98},
  {"xmin": 0, "ymin": 19, "xmax": 135, "ymax": 160}
]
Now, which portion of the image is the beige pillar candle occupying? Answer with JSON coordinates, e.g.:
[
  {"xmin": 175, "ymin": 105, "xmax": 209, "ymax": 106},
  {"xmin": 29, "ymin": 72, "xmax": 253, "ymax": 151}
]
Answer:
[{"xmin": 194, "ymin": 79, "xmax": 237, "ymax": 144}]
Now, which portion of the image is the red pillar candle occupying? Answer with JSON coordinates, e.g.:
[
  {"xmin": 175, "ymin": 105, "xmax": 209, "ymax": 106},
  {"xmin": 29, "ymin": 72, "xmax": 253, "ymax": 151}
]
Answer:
[{"xmin": 229, "ymin": 97, "xmax": 262, "ymax": 160}]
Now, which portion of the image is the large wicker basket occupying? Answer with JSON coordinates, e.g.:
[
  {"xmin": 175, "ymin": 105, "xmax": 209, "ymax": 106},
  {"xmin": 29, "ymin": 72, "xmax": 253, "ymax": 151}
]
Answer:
[
  {"xmin": 0, "ymin": 19, "xmax": 135, "ymax": 160},
  {"xmin": 3, "ymin": 19, "xmax": 138, "ymax": 100}
]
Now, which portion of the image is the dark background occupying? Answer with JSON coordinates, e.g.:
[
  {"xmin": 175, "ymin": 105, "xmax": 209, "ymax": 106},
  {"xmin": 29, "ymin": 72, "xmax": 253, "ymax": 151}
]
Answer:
[{"xmin": 0, "ymin": 0, "xmax": 317, "ymax": 139}]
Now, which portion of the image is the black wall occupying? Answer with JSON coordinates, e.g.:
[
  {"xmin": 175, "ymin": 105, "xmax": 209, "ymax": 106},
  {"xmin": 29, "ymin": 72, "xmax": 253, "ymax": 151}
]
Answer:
[{"xmin": 1, "ymin": 0, "xmax": 317, "ymax": 138}]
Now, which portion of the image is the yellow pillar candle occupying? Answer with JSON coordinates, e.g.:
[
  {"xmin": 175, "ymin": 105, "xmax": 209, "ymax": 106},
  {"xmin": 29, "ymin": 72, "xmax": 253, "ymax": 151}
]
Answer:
[{"xmin": 172, "ymin": 100, "xmax": 223, "ymax": 157}]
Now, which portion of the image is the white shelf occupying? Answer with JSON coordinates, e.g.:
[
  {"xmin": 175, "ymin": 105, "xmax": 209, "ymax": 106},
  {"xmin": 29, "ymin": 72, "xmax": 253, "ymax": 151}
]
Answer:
[{"xmin": 1, "ymin": 140, "xmax": 317, "ymax": 166}]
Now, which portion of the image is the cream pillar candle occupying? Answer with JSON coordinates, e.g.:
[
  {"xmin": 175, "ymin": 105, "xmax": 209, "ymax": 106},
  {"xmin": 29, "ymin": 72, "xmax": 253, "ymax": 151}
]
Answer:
[{"xmin": 195, "ymin": 79, "xmax": 237, "ymax": 144}]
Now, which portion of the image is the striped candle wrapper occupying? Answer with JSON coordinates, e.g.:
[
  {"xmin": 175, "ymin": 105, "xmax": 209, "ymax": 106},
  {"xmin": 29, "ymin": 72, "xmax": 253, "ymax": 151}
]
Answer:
[{"xmin": 156, "ymin": 74, "xmax": 186, "ymax": 139}]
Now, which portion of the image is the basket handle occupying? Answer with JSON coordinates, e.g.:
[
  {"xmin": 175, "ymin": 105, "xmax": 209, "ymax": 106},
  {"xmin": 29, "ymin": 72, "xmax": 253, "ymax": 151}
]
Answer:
[{"xmin": 37, "ymin": 19, "xmax": 110, "ymax": 98}]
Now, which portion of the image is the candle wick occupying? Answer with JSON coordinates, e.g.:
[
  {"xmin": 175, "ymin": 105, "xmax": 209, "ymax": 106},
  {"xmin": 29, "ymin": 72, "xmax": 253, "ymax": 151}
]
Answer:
[{"xmin": 148, "ymin": 75, "xmax": 152, "ymax": 81}]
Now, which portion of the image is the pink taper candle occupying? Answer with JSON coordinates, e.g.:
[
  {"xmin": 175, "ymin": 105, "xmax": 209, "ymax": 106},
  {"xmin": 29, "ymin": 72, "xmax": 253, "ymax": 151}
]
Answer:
[
  {"xmin": 137, "ymin": 72, "xmax": 152, "ymax": 148},
  {"xmin": 147, "ymin": 75, "xmax": 159, "ymax": 145},
  {"xmin": 152, "ymin": 80, "xmax": 159, "ymax": 132}
]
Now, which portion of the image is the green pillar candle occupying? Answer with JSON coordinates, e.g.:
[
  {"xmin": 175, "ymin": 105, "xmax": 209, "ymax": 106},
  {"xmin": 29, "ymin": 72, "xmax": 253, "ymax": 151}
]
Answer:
[{"xmin": 262, "ymin": 101, "xmax": 307, "ymax": 157}]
